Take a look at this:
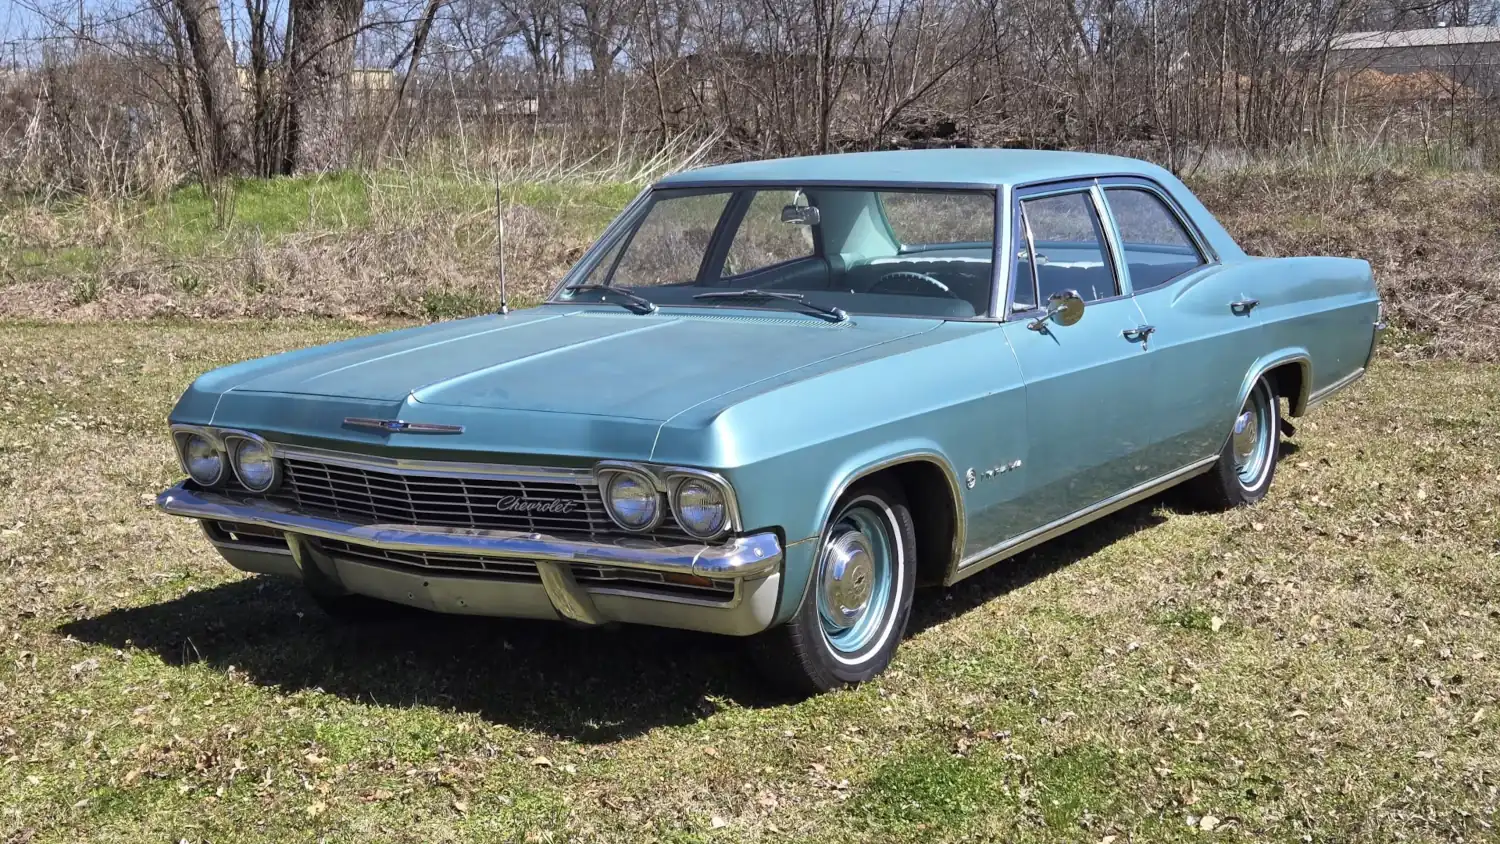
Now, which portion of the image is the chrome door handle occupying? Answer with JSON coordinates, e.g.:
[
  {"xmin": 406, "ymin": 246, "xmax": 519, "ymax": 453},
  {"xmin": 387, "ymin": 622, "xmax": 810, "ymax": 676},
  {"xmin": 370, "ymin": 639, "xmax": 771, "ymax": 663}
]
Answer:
[
  {"xmin": 1122, "ymin": 325, "xmax": 1156, "ymax": 349},
  {"xmin": 1230, "ymin": 298, "xmax": 1259, "ymax": 315}
]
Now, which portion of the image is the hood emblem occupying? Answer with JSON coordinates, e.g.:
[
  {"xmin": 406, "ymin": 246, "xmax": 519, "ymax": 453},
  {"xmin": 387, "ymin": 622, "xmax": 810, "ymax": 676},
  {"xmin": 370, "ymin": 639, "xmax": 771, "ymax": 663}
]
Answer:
[{"xmin": 344, "ymin": 417, "xmax": 464, "ymax": 434}]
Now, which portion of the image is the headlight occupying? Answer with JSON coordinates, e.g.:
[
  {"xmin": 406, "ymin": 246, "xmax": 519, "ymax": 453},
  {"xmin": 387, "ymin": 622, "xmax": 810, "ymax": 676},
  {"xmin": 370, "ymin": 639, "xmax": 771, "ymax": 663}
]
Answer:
[
  {"xmin": 181, "ymin": 433, "xmax": 225, "ymax": 486},
  {"xmin": 672, "ymin": 478, "xmax": 728, "ymax": 539},
  {"xmin": 603, "ymin": 470, "xmax": 660, "ymax": 531},
  {"xmin": 231, "ymin": 438, "xmax": 279, "ymax": 492}
]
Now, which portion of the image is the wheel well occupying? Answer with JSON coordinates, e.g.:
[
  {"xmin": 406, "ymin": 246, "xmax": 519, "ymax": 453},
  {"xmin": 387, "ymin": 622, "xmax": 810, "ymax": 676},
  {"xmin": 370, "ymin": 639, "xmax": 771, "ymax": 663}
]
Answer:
[
  {"xmin": 863, "ymin": 460, "xmax": 959, "ymax": 588},
  {"xmin": 1264, "ymin": 360, "xmax": 1309, "ymax": 417}
]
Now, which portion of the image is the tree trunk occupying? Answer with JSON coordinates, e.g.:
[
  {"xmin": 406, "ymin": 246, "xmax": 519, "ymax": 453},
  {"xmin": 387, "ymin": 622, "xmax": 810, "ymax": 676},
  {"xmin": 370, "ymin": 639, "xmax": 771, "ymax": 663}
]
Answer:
[
  {"xmin": 172, "ymin": 0, "xmax": 253, "ymax": 176},
  {"xmin": 289, "ymin": 0, "xmax": 363, "ymax": 174}
]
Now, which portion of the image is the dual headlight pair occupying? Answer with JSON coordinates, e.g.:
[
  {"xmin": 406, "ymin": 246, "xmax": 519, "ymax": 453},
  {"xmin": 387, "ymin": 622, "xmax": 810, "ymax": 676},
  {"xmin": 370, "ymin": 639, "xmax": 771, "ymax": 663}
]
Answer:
[
  {"xmin": 597, "ymin": 464, "xmax": 736, "ymax": 541},
  {"xmin": 176, "ymin": 430, "xmax": 279, "ymax": 493}
]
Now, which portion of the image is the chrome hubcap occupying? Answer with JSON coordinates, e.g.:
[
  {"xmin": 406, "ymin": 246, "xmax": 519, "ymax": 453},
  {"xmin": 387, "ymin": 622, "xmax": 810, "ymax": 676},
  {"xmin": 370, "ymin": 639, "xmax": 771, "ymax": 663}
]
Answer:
[
  {"xmin": 816, "ymin": 502, "xmax": 897, "ymax": 655},
  {"xmin": 820, "ymin": 531, "xmax": 875, "ymax": 630},
  {"xmin": 1232, "ymin": 385, "xmax": 1272, "ymax": 487}
]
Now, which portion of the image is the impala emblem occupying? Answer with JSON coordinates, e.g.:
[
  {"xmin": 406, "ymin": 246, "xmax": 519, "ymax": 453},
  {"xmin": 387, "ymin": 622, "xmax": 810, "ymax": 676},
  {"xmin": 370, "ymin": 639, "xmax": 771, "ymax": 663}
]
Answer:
[
  {"xmin": 495, "ymin": 495, "xmax": 577, "ymax": 514},
  {"xmin": 344, "ymin": 417, "xmax": 464, "ymax": 434}
]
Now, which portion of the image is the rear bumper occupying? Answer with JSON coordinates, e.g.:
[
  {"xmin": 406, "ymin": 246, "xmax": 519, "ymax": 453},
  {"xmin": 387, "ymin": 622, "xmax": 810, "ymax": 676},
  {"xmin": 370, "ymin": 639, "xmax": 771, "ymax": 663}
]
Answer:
[{"xmin": 157, "ymin": 483, "xmax": 783, "ymax": 635}]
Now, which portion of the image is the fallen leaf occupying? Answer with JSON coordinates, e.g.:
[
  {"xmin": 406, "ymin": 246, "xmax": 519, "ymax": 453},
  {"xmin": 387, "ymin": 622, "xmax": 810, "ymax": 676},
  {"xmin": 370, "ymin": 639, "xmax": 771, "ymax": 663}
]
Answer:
[{"xmin": 710, "ymin": 815, "xmax": 729, "ymax": 829}]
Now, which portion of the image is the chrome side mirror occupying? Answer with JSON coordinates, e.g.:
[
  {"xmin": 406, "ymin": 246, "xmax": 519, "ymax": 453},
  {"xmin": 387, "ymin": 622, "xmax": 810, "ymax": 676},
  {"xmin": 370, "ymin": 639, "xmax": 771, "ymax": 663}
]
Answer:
[{"xmin": 1029, "ymin": 289, "xmax": 1085, "ymax": 331}]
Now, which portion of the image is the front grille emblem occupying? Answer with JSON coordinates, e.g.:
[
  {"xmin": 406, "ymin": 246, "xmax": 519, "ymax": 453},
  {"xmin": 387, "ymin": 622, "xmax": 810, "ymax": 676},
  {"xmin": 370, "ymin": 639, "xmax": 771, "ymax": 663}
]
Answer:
[
  {"xmin": 495, "ymin": 495, "xmax": 577, "ymax": 514},
  {"xmin": 344, "ymin": 417, "xmax": 464, "ymax": 434}
]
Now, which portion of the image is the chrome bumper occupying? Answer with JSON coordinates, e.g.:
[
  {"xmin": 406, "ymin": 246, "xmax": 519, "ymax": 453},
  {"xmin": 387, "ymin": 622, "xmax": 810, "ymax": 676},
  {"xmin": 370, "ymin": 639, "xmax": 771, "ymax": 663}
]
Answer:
[{"xmin": 156, "ymin": 483, "xmax": 783, "ymax": 631}]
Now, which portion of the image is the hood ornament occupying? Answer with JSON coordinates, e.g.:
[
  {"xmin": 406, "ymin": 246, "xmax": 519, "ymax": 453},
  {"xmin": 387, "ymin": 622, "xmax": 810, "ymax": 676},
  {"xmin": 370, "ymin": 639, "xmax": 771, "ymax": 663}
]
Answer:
[{"xmin": 344, "ymin": 418, "xmax": 464, "ymax": 434}]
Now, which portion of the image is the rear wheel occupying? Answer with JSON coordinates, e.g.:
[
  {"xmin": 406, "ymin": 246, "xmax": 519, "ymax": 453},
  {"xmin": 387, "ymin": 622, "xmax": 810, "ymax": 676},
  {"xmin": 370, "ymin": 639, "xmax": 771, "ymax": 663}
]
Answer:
[
  {"xmin": 1186, "ymin": 377, "xmax": 1281, "ymax": 509},
  {"xmin": 751, "ymin": 479, "xmax": 916, "ymax": 694}
]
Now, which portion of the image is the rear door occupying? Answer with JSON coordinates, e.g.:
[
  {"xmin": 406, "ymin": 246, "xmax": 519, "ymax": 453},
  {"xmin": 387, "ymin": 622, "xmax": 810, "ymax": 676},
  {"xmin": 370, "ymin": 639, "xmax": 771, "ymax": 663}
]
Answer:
[
  {"xmin": 997, "ymin": 182, "xmax": 1157, "ymax": 535},
  {"xmin": 1099, "ymin": 178, "xmax": 1263, "ymax": 476}
]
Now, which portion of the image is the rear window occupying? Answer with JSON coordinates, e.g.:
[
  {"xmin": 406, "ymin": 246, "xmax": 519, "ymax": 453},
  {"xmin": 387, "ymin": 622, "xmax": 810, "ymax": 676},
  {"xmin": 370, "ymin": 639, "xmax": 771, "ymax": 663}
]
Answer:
[{"xmin": 879, "ymin": 191, "xmax": 994, "ymax": 247}]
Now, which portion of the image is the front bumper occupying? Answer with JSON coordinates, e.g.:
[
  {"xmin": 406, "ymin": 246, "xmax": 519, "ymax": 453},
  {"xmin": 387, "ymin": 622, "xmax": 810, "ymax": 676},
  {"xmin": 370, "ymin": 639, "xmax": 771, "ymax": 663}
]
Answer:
[{"xmin": 156, "ymin": 483, "xmax": 784, "ymax": 635}]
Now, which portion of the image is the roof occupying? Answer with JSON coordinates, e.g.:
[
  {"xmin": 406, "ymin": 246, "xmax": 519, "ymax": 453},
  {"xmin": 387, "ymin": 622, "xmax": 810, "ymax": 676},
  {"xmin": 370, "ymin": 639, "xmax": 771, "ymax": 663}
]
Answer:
[
  {"xmin": 654, "ymin": 149, "xmax": 1172, "ymax": 189},
  {"xmin": 1327, "ymin": 25, "xmax": 1500, "ymax": 51}
]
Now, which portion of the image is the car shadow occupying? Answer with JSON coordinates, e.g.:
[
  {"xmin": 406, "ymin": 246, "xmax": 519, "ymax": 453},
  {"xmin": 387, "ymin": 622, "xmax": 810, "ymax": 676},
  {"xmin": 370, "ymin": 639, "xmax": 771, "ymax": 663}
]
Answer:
[{"xmin": 60, "ymin": 497, "xmax": 1178, "ymax": 740}]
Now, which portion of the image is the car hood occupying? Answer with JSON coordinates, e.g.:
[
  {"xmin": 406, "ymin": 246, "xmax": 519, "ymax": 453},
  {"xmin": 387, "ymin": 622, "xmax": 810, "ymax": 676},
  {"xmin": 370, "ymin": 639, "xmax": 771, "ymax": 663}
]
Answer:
[{"xmin": 193, "ymin": 308, "xmax": 941, "ymax": 453}]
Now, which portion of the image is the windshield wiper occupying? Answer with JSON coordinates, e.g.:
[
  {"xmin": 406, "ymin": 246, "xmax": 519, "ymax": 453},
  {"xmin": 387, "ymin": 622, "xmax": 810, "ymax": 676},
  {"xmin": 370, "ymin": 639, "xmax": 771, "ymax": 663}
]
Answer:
[
  {"xmin": 692, "ymin": 289, "xmax": 849, "ymax": 323},
  {"xmin": 563, "ymin": 283, "xmax": 658, "ymax": 315}
]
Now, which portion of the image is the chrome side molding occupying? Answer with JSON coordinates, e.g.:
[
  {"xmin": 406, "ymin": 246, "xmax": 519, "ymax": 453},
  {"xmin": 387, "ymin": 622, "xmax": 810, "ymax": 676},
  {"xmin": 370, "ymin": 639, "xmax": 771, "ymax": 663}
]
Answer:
[{"xmin": 949, "ymin": 456, "xmax": 1218, "ymax": 584}]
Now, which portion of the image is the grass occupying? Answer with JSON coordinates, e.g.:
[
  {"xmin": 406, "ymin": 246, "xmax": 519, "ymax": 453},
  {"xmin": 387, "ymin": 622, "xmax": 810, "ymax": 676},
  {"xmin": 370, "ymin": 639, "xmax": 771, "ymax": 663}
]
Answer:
[
  {"xmin": 2, "ymin": 163, "xmax": 1497, "ymax": 359},
  {"xmin": 1, "ymin": 322, "xmax": 1497, "ymax": 842},
  {"xmin": 0, "ymin": 172, "xmax": 639, "ymax": 320}
]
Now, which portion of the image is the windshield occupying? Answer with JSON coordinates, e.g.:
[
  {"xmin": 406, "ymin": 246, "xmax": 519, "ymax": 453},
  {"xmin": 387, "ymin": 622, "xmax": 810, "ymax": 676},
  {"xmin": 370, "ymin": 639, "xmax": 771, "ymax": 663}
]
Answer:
[{"xmin": 554, "ymin": 186, "xmax": 998, "ymax": 319}]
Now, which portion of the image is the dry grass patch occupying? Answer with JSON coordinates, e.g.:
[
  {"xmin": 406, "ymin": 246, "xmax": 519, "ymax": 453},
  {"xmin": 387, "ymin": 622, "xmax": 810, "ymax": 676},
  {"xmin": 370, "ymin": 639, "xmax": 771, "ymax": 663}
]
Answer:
[{"xmin": 0, "ymin": 322, "xmax": 1498, "ymax": 843}]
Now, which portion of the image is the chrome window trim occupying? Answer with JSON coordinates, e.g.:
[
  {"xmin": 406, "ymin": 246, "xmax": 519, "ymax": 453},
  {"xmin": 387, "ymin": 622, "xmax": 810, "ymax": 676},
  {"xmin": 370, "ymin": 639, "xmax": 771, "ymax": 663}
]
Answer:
[
  {"xmin": 1005, "ymin": 181, "xmax": 1125, "ymax": 317},
  {"xmin": 1095, "ymin": 178, "xmax": 1218, "ymax": 273}
]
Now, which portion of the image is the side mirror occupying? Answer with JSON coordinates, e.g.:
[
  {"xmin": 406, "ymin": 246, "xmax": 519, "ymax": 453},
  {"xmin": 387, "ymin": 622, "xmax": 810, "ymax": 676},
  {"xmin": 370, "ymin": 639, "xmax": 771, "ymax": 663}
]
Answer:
[
  {"xmin": 1029, "ymin": 289, "xmax": 1085, "ymax": 331},
  {"xmin": 781, "ymin": 204, "xmax": 820, "ymax": 226}
]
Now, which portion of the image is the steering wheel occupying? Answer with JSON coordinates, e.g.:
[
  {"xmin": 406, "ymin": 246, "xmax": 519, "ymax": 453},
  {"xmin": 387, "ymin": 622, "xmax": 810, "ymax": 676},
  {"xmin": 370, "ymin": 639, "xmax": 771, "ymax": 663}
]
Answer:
[{"xmin": 869, "ymin": 270, "xmax": 960, "ymax": 299}]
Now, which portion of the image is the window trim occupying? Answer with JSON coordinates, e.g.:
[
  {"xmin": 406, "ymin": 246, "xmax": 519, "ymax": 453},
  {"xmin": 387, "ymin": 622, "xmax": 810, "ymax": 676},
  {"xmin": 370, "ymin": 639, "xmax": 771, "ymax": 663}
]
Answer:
[
  {"xmin": 1096, "ymin": 180, "xmax": 1214, "ymax": 293},
  {"xmin": 1005, "ymin": 181, "xmax": 1128, "ymax": 320}
]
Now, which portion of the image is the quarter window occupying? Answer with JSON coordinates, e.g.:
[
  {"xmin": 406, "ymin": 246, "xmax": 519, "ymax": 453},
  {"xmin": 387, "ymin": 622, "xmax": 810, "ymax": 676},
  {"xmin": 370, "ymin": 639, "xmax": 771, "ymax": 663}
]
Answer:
[
  {"xmin": 1103, "ymin": 188, "xmax": 1206, "ymax": 290},
  {"xmin": 1017, "ymin": 191, "xmax": 1118, "ymax": 305}
]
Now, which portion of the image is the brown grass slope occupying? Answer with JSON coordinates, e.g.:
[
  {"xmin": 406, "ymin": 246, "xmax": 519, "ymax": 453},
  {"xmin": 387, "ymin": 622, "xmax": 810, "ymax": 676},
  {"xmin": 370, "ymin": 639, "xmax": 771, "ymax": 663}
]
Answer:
[{"xmin": 2, "ymin": 167, "xmax": 1498, "ymax": 360}]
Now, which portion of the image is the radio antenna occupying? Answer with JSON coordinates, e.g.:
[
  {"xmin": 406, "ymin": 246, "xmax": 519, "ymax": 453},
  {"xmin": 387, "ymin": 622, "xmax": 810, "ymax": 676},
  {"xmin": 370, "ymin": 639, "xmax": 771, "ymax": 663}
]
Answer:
[{"xmin": 495, "ymin": 177, "xmax": 509, "ymax": 315}]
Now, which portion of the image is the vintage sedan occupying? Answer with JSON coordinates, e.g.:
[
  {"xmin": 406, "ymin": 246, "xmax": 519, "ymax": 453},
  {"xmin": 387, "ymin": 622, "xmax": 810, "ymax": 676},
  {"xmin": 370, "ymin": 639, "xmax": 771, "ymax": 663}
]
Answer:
[{"xmin": 157, "ymin": 150, "xmax": 1382, "ymax": 692}]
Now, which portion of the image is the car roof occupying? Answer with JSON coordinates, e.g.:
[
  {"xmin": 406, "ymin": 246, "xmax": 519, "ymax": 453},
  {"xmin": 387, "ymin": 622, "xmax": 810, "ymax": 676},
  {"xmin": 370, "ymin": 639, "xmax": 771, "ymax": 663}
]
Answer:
[{"xmin": 653, "ymin": 149, "xmax": 1174, "ymax": 189}]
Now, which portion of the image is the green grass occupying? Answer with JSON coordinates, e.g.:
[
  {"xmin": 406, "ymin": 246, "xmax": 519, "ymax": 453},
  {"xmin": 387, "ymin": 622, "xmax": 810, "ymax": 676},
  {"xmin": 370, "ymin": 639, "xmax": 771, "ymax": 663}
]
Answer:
[{"xmin": 0, "ymin": 323, "xmax": 1498, "ymax": 842}]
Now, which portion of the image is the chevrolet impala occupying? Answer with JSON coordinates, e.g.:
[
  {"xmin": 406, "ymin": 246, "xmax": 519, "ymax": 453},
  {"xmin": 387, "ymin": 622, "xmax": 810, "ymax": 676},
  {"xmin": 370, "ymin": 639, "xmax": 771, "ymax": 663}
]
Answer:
[{"xmin": 156, "ymin": 150, "xmax": 1383, "ymax": 692}]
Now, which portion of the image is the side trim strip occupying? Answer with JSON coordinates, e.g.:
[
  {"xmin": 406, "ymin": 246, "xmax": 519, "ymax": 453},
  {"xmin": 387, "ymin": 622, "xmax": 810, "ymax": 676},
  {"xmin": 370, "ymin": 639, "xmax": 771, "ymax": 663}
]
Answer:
[
  {"xmin": 1306, "ymin": 367, "xmax": 1366, "ymax": 411},
  {"xmin": 948, "ymin": 456, "xmax": 1218, "ymax": 584}
]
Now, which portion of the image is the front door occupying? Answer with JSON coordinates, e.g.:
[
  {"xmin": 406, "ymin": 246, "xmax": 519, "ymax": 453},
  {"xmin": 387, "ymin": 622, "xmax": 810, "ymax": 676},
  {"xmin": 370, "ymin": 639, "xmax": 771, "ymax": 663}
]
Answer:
[{"xmin": 1000, "ymin": 184, "xmax": 1156, "ymax": 535}]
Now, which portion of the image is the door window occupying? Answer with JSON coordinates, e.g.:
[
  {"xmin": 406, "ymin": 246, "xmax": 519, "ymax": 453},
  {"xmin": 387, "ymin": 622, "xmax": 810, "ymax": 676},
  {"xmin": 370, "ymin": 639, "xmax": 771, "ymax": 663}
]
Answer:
[
  {"xmin": 1018, "ymin": 191, "xmax": 1119, "ymax": 305},
  {"xmin": 1103, "ymin": 188, "xmax": 1206, "ymax": 290}
]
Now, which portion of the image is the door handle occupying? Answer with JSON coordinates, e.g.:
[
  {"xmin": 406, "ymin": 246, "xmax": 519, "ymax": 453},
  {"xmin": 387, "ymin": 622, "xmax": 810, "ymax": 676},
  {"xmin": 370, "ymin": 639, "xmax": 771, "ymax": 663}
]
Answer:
[
  {"xmin": 1122, "ymin": 325, "xmax": 1156, "ymax": 349},
  {"xmin": 1230, "ymin": 298, "xmax": 1259, "ymax": 315}
]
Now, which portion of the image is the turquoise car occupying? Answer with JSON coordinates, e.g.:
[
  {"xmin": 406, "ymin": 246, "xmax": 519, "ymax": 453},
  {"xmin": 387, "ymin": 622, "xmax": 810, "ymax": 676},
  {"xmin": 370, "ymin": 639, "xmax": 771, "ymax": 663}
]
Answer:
[{"xmin": 157, "ymin": 150, "xmax": 1383, "ymax": 692}]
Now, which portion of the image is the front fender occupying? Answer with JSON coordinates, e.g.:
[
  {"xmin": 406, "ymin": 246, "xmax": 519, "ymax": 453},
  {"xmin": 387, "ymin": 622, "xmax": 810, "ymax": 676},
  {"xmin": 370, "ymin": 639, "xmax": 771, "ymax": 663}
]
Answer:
[{"xmin": 769, "ymin": 444, "xmax": 964, "ymax": 625}]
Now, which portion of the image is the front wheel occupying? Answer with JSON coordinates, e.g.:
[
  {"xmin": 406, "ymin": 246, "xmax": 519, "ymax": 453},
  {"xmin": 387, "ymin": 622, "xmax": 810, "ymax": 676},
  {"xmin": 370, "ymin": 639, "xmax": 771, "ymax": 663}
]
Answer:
[
  {"xmin": 1185, "ymin": 376, "xmax": 1281, "ymax": 509},
  {"xmin": 751, "ymin": 479, "xmax": 917, "ymax": 694}
]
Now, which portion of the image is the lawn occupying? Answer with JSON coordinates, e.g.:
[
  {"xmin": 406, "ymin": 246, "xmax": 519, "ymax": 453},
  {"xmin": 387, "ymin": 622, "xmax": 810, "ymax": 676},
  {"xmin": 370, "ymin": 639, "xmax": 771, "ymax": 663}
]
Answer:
[{"xmin": 0, "ymin": 321, "xmax": 1496, "ymax": 842}]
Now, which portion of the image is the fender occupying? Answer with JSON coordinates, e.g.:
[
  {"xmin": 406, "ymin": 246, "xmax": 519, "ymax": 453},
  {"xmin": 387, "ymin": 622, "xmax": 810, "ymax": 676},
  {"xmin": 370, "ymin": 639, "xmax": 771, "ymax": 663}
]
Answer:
[
  {"xmin": 775, "ymin": 444, "xmax": 965, "ymax": 625},
  {"xmin": 1238, "ymin": 348, "xmax": 1312, "ymax": 421}
]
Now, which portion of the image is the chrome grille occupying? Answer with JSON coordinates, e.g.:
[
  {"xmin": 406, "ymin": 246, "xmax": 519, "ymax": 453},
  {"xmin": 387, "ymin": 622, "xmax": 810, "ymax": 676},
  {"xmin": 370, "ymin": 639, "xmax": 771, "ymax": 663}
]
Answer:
[
  {"xmin": 318, "ymin": 539, "xmax": 735, "ymax": 601},
  {"xmin": 281, "ymin": 457, "xmax": 612, "ymax": 535}
]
